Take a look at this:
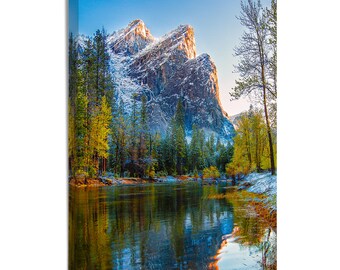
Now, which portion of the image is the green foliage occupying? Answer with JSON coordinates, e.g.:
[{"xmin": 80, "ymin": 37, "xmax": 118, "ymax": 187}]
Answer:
[
  {"xmin": 68, "ymin": 29, "xmax": 113, "ymax": 178},
  {"xmin": 226, "ymin": 107, "xmax": 276, "ymax": 179},
  {"xmin": 74, "ymin": 90, "xmax": 88, "ymax": 174},
  {"xmin": 156, "ymin": 171, "xmax": 167, "ymax": 177},
  {"xmin": 188, "ymin": 124, "xmax": 206, "ymax": 171},
  {"xmin": 205, "ymin": 133, "xmax": 216, "ymax": 167},
  {"xmin": 88, "ymin": 166, "xmax": 97, "ymax": 179},
  {"xmin": 145, "ymin": 165, "xmax": 155, "ymax": 179},
  {"xmin": 68, "ymin": 29, "xmax": 238, "ymax": 180},
  {"xmin": 216, "ymin": 141, "xmax": 234, "ymax": 172},
  {"xmin": 193, "ymin": 167, "xmax": 199, "ymax": 179},
  {"xmin": 68, "ymin": 101, "xmax": 76, "ymax": 176},
  {"xmin": 157, "ymin": 99, "xmax": 188, "ymax": 176},
  {"xmin": 109, "ymin": 99, "xmax": 128, "ymax": 175},
  {"xmin": 203, "ymin": 166, "xmax": 220, "ymax": 179},
  {"xmin": 174, "ymin": 100, "xmax": 187, "ymax": 175}
]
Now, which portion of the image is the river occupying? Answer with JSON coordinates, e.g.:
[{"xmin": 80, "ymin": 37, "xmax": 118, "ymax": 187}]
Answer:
[{"xmin": 69, "ymin": 182, "xmax": 276, "ymax": 269}]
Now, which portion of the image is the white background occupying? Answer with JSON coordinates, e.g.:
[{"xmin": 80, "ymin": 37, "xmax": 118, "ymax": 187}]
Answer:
[{"xmin": 0, "ymin": 0, "xmax": 339, "ymax": 269}]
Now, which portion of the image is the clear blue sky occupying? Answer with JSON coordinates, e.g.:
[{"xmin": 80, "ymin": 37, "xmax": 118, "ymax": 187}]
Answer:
[{"xmin": 74, "ymin": 0, "xmax": 271, "ymax": 115}]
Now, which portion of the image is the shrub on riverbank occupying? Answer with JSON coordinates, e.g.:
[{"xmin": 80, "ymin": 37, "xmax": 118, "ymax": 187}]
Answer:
[{"xmin": 203, "ymin": 166, "xmax": 220, "ymax": 179}]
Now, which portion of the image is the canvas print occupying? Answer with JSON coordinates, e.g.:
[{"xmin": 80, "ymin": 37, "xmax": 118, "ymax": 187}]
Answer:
[{"xmin": 68, "ymin": 0, "xmax": 277, "ymax": 269}]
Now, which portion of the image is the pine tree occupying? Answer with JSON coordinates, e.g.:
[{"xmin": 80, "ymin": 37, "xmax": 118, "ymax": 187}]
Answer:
[
  {"xmin": 169, "ymin": 119, "xmax": 178, "ymax": 175},
  {"xmin": 138, "ymin": 95, "xmax": 149, "ymax": 175},
  {"xmin": 68, "ymin": 100, "xmax": 76, "ymax": 177},
  {"xmin": 117, "ymin": 100, "xmax": 128, "ymax": 176},
  {"xmin": 175, "ymin": 125, "xmax": 186, "ymax": 175},
  {"xmin": 128, "ymin": 93, "xmax": 140, "ymax": 176},
  {"xmin": 69, "ymin": 28, "xmax": 114, "ymax": 179},
  {"xmin": 93, "ymin": 29, "xmax": 113, "ymax": 102},
  {"xmin": 226, "ymin": 142, "xmax": 234, "ymax": 165},
  {"xmin": 97, "ymin": 96, "xmax": 112, "ymax": 175},
  {"xmin": 173, "ymin": 100, "xmax": 186, "ymax": 175},
  {"xmin": 216, "ymin": 144, "xmax": 226, "ymax": 172},
  {"xmin": 151, "ymin": 132, "xmax": 161, "ymax": 171},
  {"xmin": 198, "ymin": 129, "xmax": 206, "ymax": 170},
  {"xmin": 110, "ymin": 99, "xmax": 128, "ymax": 176},
  {"xmin": 159, "ymin": 132, "xmax": 171, "ymax": 174},
  {"xmin": 74, "ymin": 90, "xmax": 88, "ymax": 175},
  {"xmin": 206, "ymin": 133, "xmax": 216, "ymax": 167},
  {"xmin": 82, "ymin": 38, "xmax": 96, "ymax": 107},
  {"xmin": 88, "ymin": 105, "xmax": 99, "ymax": 176},
  {"xmin": 189, "ymin": 125, "xmax": 200, "ymax": 172},
  {"xmin": 68, "ymin": 33, "xmax": 80, "ymax": 106}
]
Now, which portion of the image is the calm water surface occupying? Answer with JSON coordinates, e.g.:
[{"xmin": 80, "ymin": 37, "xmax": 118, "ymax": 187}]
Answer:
[{"xmin": 69, "ymin": 183, "xmax": 272, "ymax": 269}]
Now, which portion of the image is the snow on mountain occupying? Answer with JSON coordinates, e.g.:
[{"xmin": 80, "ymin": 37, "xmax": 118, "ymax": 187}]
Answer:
[
  {"xmin": 80, "ymin": 19, "xmax": 235, "ymax": 140},
  {"xmin": 109, "ymin": 19, "xmax": 154, "ymax": 56}
]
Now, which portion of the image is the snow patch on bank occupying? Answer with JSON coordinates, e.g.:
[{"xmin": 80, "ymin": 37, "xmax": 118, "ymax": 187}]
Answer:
[
  {"xmin": 244, "ymin": 172, "xmax": 276, "ymax": 196},
  {"xmin": 240, "ymin": 172, "xmax": 277, "ymax": 211}
]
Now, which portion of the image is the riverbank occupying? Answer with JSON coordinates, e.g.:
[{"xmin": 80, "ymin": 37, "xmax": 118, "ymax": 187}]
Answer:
[
  {"xmin": 238, "ymin": 172, "xmax": 277, "ymax": 269},
  {"xmin": 69, "ymin": 174, "xmax": 228, "ymax": 187},
  {"xmin": 69, "ymin": 177, "xmax": 153, "ymax": 187},
  {"xmin": 238, "ymin": 172, "xmax": 277, "ymax": 211}
]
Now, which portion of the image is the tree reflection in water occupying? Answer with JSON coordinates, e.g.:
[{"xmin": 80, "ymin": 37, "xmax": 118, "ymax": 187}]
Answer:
[
  {"xmin": 211, "ymin": 190, "xmax": 277, "ymax": 270},
  {"xmin": 69, "ymin": 184, "xmax": 275, "ymax": 270}
]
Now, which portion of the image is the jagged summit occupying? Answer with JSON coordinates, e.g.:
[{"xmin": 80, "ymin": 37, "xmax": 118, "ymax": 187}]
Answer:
[
  {"xmin": 141, "ymin": 24, "xmax": 196, "ymax": 60},
  {"xmin": 106, "ymin": 20, "xmax": 234, "ymax": 140},
  {"xmin": 109, "ymin": 19, "xmax": 154, "ymax": 55},
  {"xmin": 110, "ymin": 20, "xmax": 196, "ymax": 59},
  {"xmin": 125, "ymin": 19, "xmax": 153, "ymax": 39},
  {"xmin": 127, "ymin": 19, "xmax": 144, "ymax": 28}
]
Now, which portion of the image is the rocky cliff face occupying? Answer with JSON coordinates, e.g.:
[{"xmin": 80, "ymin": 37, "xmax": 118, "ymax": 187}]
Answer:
[
  {"xmin": 107, "ymin": 19, "xmax": 234, "ymax": 140},
  {"xmin": 110, "ymin": 19, "xmax": 154, "ymax": 55}
]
